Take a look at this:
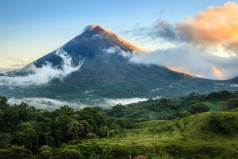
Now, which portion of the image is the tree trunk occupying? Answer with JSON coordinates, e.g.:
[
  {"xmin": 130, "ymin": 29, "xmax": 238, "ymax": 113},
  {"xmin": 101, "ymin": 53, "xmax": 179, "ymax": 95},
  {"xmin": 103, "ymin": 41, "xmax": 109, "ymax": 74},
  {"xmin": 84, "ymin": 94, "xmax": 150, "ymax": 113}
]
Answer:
[
  {"xmin": 36, "ymin": 137, "xmax": 39, "ymax": 150},
  {"xmin": 58, "ymin": 138, "xmax": 61, "ymax": 147}
]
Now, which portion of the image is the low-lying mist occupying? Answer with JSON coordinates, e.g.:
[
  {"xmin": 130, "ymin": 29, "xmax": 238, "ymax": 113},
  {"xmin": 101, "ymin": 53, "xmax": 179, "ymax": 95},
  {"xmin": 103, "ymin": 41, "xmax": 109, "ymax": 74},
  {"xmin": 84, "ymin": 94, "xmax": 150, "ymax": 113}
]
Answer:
[{"xmin": 7, "ymin": 96, "xmax": 155, "ymax": 110}]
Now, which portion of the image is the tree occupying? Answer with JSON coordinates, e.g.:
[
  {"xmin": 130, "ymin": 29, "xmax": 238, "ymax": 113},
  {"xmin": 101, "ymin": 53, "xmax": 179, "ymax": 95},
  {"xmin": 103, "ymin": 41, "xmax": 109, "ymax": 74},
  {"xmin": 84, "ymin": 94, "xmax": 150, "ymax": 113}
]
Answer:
[
  {"xmin": 3, "ymin": 106, "xmax": 19, "ymax": 131},
  {"xmin": 54, "ymin": 114, "xmax": 70, "ymax": 147},
  {"xmin": 16, "ymin": 122, "xmax": 37, "ymax": 150},
  {"xmin": 79, "ymin": 120, "xmax": 93, "ymax": 138},
  {"xmin": 189, "ymin": 103, "xmax": 209, "ymax": 114},
  {"xmin": 206, "ymin": 91, "xmax": 232, "ymax": 101},
  {"xmin": 67, "ymin": 119, "xmax": 80, "ymax": 139},
  {"xmin": 55, "ymin": 106, "xmax": 75, "ymax": 116},
  {"xmin": 0, "ymin": 110, "xmax": 4, "ymax": 130},
  {"xmin": 78, "ymin": 107, "xmax": 107, "ymax": 137},
  {"xmin": 41, "ymin": 118, "xmax": 53, "ymax": 145},
  {"xmin": 18, "ymin": 102, "xmax": 29, "ymax": 121},
  {"xmin": 0, "ymin": 133, "xmax": 12, "ymax": 149},
  {"xmin": 0, "ymin": 96, "xmax": 7, "ymax": 106}
]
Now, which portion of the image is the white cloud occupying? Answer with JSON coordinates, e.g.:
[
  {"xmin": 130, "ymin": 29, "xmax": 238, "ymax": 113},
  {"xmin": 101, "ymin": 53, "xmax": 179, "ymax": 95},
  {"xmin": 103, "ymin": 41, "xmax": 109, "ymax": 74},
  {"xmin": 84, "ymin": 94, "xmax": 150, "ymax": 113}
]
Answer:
[
  {"xmin": 104, "ymin": 97, "xmax": 149, "ymax": 106},
  {"xmin": 0, "ymin": 48, "xmax": 84, "ymax": 86},
  {"xmin": 7, "ymin": 97, "xmax": 159, "ymax": 110},
  {"xmin": 92, "ymin": 34, "xmax": 103, "ymax": 40},
  {"xmin": 102, "ymin": 46, "xmax": 132, "ymax": 57},
  {"xmin": 130, "ymin": 45, "xmax": 238, "ymax": 80}
]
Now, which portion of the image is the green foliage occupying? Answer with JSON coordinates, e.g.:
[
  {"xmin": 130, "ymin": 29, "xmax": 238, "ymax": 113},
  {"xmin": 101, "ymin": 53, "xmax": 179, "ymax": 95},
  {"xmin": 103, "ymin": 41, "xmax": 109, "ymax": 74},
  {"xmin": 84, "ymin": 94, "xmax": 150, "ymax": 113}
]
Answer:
[
  {"xmin": 78, "ymin": 107, "xmax": 107, "ymax": 137},
  {"xmin": 38, "ymin": 145, "xmax": 52, "ymax": 159},
  {"xmin": 0, "ymin": 96, "xmax": 108, "ymax": 155},
  {"xmin": 189, "ymin": 103, "xmax": 209, "ymax": 114},
  {"xmin": 221, "ymin": 98, "xmax": 238, "ymax": 111},
  {"xmin": 105, "ymin": 91, "xmax": 234, "ymax": 121},
  {"xmin": 206, "ymin": 112, "xmax": 238, "ymax": 135},
  {"xmin": 0, "ymin": 145, "xmax": 33, "ymax": 159},
  {"xmin": 0, "ymin": 96, "xmax": 7, "ymax": 106},
  {"xmin": 0, "ymin": 91, "xmax": 238, "ymax": 158},
  {"xmin": 109, "ymin": 145, "xmax": 132, "ymax": 159},
  {"xmin": 60, "ymin": 149, "xmax": 84, "ymax": 159},
  {"xmin": 86, "ymin": 133, "xmax": 97, "ymax": 139},
  {"xmin": 0, "ymin": 133, "xmax": 12, "ymax": 149},
  {"xmin": 206, "ymin": 91, "xmax": 232, "ymax": 101}
]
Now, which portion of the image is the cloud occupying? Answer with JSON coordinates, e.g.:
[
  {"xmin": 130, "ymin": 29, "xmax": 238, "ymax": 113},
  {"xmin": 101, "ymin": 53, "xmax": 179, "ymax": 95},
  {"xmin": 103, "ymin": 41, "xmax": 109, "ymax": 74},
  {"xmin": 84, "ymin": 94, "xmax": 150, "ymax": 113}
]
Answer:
[
  {"xmin": 102, "ymin": 46, "xmax": 132, "ymax": 57},
  {"xmin": 130, "ymin": 44, "xmax": 238, "ymax": 80},
  {"xmin": 7, "ymin": 97, "xmax": 158, "ymax": 110},
  {"xmin": 8, "ymin": 97, "xmax": 86, "ymax": 110},
  {"xmin": 177, "ymin": 2, "xmax": 238, "ymax": 49},
  {"xmin": 129, "ymin": 1, "xmax": 238, "ymax": 80},
  {"xmin": 0, "ymin": 48, "xmax": 84, "ymax": 86},
  {"xmin": 154, "ymin": 2, "xmax": 238, "ymax": 50},
  {"xmin": 150, "ymin": 21, "xmax": 183, "ymax": 42},
  {"xmin": 103, "ymin": 97, "xmax": 149, "ymax": 106}
]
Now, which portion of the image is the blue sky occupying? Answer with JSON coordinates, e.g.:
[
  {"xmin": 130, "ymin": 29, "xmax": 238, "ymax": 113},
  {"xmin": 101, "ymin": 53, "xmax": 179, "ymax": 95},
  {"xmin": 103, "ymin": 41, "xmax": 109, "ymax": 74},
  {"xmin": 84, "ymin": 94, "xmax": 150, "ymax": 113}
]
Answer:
[{"xmin": 0, "ymin": 0, "xmax": 234, "ymax": 68}]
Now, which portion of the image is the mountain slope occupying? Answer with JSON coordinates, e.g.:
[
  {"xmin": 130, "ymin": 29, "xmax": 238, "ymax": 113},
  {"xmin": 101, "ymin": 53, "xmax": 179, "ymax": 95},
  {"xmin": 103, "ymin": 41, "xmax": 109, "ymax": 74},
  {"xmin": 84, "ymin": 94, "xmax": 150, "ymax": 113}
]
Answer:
[{"xmin": 0, "ymin": 25, "xmax": 237, "ymax": 103}]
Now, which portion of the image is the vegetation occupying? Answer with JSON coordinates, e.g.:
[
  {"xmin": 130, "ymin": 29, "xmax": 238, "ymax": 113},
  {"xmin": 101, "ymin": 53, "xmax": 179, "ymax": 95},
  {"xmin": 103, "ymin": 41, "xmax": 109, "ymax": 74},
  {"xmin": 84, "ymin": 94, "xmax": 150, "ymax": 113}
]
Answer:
[
  {"xmin": 106, "ymin": 90, "xmax": 237, "ymax": 120},
  {"xmin": 0, "ymin": 90, "xmax": 238, "ymax": 158}
]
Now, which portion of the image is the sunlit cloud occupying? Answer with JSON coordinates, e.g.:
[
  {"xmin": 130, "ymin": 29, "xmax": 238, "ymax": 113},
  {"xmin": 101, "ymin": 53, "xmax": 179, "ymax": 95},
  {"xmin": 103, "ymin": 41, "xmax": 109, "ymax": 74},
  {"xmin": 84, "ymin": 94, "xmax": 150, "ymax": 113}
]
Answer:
[
  {"xmin": 130, "ymin": 1, "xmax": 238, "ymax": 80},
  {"xmin": 177, "ymin": 2, "xmax": 238, "ymax": 45},
  {"xmin": 212, "ymin": 65, "xmax": 224, "ymax": 79}
]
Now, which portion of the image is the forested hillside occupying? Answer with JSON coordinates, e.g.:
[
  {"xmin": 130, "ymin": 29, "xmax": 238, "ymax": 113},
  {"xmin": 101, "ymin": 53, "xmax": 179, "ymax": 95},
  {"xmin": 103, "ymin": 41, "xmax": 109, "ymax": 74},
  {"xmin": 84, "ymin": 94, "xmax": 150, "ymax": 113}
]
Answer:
[{"xmin": 0, "ymin": 91, "xmax": 238, "ymax": 158}]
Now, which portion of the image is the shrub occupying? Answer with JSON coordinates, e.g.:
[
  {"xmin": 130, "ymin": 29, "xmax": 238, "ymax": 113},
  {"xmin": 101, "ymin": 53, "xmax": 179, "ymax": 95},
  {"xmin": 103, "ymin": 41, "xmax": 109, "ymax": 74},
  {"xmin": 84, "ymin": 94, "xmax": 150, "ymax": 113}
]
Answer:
[
  {"xmin": 86, "ymin": 133, "xmax": 97, "ymax": 139},
  {"xmin": 110, "ymin": 145, "xmax": 132, "ymax": 159},
  {"xmin": 38, "ymin": 145, "xmax": 52, "ymax": 159},
  {"xmin": 0, "ymin": 145, "xmax": 33, "ymax": 159},
  {"xmin": 61, "ymin": 149, "xmax": 84, "ymax": 159},
  {"xmin": 207, "ymin": 112, "xmax": 237, "ymax": 135}
]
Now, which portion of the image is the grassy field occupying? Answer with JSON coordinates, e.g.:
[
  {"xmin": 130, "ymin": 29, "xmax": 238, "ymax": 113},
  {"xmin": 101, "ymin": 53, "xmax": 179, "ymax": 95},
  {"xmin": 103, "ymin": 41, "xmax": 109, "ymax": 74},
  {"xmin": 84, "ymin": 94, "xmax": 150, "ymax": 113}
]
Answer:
[{"xmin": 95, "ymin": 111, "xmax": 238, "ymax": 158}]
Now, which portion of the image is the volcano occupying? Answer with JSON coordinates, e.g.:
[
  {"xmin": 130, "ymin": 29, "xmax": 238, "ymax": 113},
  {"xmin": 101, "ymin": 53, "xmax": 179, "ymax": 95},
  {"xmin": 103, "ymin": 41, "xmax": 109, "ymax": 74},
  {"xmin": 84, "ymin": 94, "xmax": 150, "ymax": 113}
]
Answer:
[{"xmin": 0, "ymin": 25, "xmax": 237, "ymax": 102}]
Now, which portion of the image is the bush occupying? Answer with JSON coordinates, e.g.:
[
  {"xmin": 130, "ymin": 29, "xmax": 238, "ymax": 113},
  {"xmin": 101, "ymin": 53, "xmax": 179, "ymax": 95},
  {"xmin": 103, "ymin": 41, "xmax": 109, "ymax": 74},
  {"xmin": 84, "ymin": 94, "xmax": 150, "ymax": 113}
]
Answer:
[
  {"xmin": 86, "ymin": 133, "xmax": 97, "ymax": 139},
  {"xmin": 0, "ymin": 145, "xmax": 33, "ymax": 159},
  {"xmin": 109, "ymin": 145, "xmax": 132, "ymax": 159},
  {"xmin": 38, "ymin": 145, "xmax": 52, "ymax": 159},
  {"xmin": 61, "ymin": 149, "xmax": 84, "ymax": 159},
  {"xmin": 207, "ymin": 112, "xmax": 237, "ymax": 135}
]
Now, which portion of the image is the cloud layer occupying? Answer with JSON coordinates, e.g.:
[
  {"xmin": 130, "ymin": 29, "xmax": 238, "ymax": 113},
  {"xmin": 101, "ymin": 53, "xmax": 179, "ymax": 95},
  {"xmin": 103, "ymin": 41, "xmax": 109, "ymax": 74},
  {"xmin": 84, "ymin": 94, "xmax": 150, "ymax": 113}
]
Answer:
[
  {"xmin": 0, "ymin": 48, "xmax": 84, "ymax": 86},
  {"xmin": 8, "ymin": 97, "xmax": 86, "ymax": 110},
  {"xmin": 7, "ymin": 97, "xmax": 156, "ymax": 110}
]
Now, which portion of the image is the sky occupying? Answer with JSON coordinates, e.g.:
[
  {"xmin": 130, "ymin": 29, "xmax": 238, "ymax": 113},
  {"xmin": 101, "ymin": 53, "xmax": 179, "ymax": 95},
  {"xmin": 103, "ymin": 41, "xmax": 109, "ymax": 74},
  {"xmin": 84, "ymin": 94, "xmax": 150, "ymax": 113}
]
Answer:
[{"xmin": 0, "ymin": 0, "xmax": 238, "ymax": 79}]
